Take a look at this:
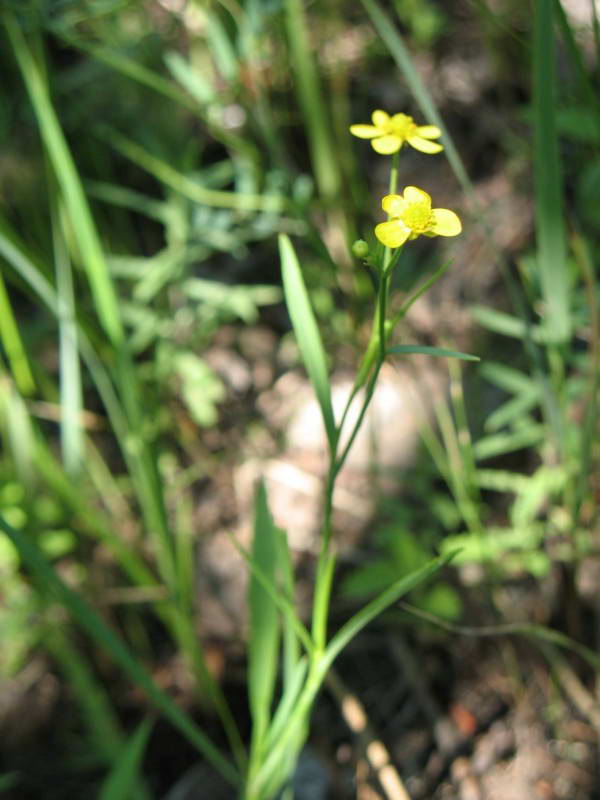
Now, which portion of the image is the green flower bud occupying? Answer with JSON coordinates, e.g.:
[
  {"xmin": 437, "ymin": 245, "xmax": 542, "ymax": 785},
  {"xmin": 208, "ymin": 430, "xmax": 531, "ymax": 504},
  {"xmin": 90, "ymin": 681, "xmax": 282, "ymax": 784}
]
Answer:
[{"xmin": 351, "ymin": 239, "xmax": 370, "ymax": 259}]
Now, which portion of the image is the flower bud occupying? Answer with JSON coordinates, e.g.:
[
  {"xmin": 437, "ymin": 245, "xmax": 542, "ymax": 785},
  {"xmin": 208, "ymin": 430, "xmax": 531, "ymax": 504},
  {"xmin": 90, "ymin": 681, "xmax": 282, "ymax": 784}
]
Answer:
[{"xmin": 351, "ymin": 239, "xmax": 370, "ymax": 259}]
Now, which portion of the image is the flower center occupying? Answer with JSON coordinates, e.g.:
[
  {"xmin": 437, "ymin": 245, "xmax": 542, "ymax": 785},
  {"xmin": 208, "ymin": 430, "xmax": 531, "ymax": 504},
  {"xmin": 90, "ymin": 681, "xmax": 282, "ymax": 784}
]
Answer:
[
  {"xmin": 391, "ymin": 113, "xmax": 416, "ymax": 139},
  {"xmin": 400, "ymin": 201, "xmax": 432, "ymax": 233}
]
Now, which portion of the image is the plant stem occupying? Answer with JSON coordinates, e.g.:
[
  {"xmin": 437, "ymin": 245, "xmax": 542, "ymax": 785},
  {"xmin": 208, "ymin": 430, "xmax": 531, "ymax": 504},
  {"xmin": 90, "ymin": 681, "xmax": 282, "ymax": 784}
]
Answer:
[{"xmin": 382, "ymin": 151, "xmax": 399, "ymax": 272}]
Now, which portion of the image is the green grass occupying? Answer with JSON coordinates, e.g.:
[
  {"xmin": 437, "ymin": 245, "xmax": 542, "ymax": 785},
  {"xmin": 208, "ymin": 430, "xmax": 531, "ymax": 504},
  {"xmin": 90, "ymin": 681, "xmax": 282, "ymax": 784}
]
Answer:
[{"xmin": 0, "ymin": 1, "xmax": 599, "ymax": 796}]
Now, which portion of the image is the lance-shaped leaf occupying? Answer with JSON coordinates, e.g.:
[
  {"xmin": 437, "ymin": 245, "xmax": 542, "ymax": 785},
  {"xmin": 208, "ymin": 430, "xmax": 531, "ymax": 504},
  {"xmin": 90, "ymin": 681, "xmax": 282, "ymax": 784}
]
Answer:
[
  {"xmin": 279, "ymin": 234, "xmax": 336, "ymax": 452},
  {"xmin": 389, "ymin": 345, "xmax": 479, "ymax": 362},
  {"xmin": 248, "ymin": 482, "xmax": 281, "ymax": 749}
]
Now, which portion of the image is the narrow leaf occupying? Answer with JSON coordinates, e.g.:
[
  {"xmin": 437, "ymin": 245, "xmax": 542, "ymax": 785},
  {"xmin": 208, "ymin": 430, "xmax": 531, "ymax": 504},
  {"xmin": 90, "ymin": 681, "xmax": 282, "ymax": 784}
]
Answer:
[
  {"xmin": 279, "ymin": 234, "xmax": 336, "ymax": 452},
  {"xmin": 361, "ymin": 0, "xmax": 471, "ymax": 194},
  {"xmin": 101, "ymin": 128, "xmax": 284, "ymax": 213},
  {"xmin": 229, "ymin": 533, "xmax": 313, "ymax": 655},
  {"xmin": 284, "ymin": 0, "xmax": 340, "ymax": 200},
  {"xmin": 485, "ymin": 390, "xmax": 540, "ymax": 432},
  {"xmin": 532, "ymin": 0, "xmax": 570, "ymax": 342},
  {"xmin": 263, "ymin": 659, "xmax": 308, "ymax": 756},
  {"xmin": 0, "ymin": 516, "xmax": 239, "ymax": 787},
  {"xmin": 0, "ymin": 271, "xmax": 35, "ymax": 395},
  {"xmin": 248, "ymin": 482, "xmax": 281, "ymax": 746},
  {"xmin": 52, "ymin": 199, "xmax": 83, "ymax": 475},
  {"xmin": 5, "ymin": 14, "xmax": 123, "ymax": 345},
  {"xmin": 473, "ymin": 424, "xmax": 545, "ymax": 460},
  {"xmin": 322, "ymin": 553, "xmax": 455, "ymax": 672},
  {"xmin": 389, "ymin": 345, "xmax": 479, "ymax": 361},
  {"xmin": 277, "ymin": 528, "xmax": 300, "ymax": 688},
  {"xmin": 479, "ymin": 362, "xmax": 537, "ymax": 394},
  {"xmin": 471, "ymin": 305, "xmax": 544, "ymax": 341},
  {"xmin": 99, "ymin": 717, "xmax": 154, "ymax": 800}
]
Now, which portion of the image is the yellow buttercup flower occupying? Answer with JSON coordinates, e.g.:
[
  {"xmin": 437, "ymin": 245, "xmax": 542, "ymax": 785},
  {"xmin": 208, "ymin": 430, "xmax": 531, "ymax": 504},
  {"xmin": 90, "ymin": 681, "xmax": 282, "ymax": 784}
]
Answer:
[
  {"xmin": 375, "ymin": 187, "xmax": 461, "ymax": 248},
  {"xmin": 350, "ymin": 110, "xmax": 443, "ymax": 155}
]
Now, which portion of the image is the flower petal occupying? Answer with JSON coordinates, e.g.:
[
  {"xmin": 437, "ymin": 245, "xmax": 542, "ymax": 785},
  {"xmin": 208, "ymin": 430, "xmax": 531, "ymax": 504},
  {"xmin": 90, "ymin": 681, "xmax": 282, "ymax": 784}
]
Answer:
[
  {"xmin": 375, "ymin": 220, "xmax": 411, "ymax": 248},
  {"xmin": 415, "ymin": 125, "xmax": 441, "ymax": 139},
  {"xmin": 372, "ymin": 109, "xmax": 390, "ymax": 127},
  {"xmin": 391, "ymin": 112, "xmax": 412, "ymax": 125},
  {"xmin": 381, "ymin": 194, "xmax": 406, "ymax": 217},
  {"xmin": 372, "ymin": 135, "xmax": 402, "ymax": 154},
  {"xmin": 430, "ymin": 208, "xmax": 462, "ymax": 237},
  {"xmin": 350, "ymin": 124, "xmax": 381, "ymax": 139},
  {"xmin": 404, "ymin": 186, "xmax": 432, "ymax": 207},
  {"xmin": 407, "ymin": 135, "xmax": 443, "ymax": 154}
]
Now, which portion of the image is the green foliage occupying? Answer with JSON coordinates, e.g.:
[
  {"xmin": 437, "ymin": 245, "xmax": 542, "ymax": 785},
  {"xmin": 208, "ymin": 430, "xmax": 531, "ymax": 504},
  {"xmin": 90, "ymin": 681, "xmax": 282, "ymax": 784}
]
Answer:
[
  {"xmin": 171, "ymin": 352, "xmax": 225, "ymax": 428},
  {"xmin": 98, "ymin": 718, "xmax": 154, "ymax": 800},
  {"xmin": 393, "ymin": 0, "xmax": 447, "ymax": 48},
  {"xmin": 342, "ymin": 523, "xmax": 463, "ymax": 623},
  {"xmin": 1, "ymin": 0, "xmax": 599, "ymax": 796},
  {"xmin": 0, "ymin": 514, "xmax": 240, "ymax": 787},
  {"xmin": 532, "ymin": 0, "xmax": 570, "ymax": 343},
  {"xmin": 248, "ymin": 483, "xmax": 281, "ymax": 752},
  {"xmin": 279, "ymin": 234, "xmax": 336, "ymax": 453}
]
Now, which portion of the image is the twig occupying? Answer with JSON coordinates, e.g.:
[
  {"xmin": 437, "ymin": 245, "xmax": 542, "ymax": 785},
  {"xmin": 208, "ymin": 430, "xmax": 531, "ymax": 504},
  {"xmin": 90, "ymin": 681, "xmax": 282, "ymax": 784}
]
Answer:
[
  {"xmin": 543, "ymin": 645, "xmax": 600, "ymax": 733},
  {"xmin": 326, "ymin": 668, "xmax": 412, "ymax": 800}
]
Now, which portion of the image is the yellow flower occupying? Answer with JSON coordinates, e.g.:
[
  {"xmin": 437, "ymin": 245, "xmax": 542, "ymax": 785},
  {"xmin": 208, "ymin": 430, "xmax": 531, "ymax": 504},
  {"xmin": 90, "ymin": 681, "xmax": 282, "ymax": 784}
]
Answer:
[
  {"xmin": 350, "ymin": 110, "xmax": 443, "ymax": 155},
  {"xmin": 375, "ymin": 187, "xmax": 462, "ymax": 248}
]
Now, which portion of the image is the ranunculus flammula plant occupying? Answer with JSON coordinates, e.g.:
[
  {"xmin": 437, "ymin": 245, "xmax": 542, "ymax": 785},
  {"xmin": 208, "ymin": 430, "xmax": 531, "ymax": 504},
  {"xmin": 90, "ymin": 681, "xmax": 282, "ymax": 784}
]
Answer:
[
  {"xmin": 375, "ymin": 186, "xmax": 462, "ymax": 248},
  {"xmin": 350, "ymin": 110, "xmax": 443, "ymax": 154}
]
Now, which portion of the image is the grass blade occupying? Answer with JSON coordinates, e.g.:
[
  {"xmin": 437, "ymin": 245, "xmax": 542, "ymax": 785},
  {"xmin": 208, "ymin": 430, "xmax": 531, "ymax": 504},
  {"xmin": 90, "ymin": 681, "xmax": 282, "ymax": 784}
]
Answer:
[
  {"xmin": 100, "ymin": 127, "xmax": 285, "ymax": 213},
  {"xmin": 473, "ymin": 424, "xmax": 545, "ymax": 460},
  {"xmin": 360, "ymin": 0, "xmax": 471, "ymax": 194},
  {"xmin": 389, "ymin": 345, "xmax": 479, "ymax": 362},
  {"xmin": 229, "ymin": 533, "xmax": 313, "ymax": 655},
  {"xmin": 4, "ymin": 18, "xmax": 177, "ymax": 586},
  {"xmin": 0, "ymin": 515, "xmax": 239, "ymax": 788},
  {"xmin": 279, "ymin": 234, "xmax": 336, "ymax": 453},
  {"xmin": 553, "ymin": 0, "xmax": 600, "ymax": 115},
  {"xmin": 323, "ymin": 553, "xmax": 455, "ymax": 671},
  {"xmin": 485, "ymin": 390, "xmax": 540, "ymax": 432},
  {"xmin": 51, "ymin": 25, "xmax": 258, "ymax": 162},
  {"xmin": 52, "ymin": 198, "xmax": 83, "ymax": 475},
  {"xmin": 51, "ymin": 25, "xmax": 193, "ymax": 109},
  {"xmin": 248, "ymin": 482, "xmax": 281, "ymax": 749},
  {"xmin": 0, "ymin": 374, "xmax": 35, "ymax": 485},
  {"xmin": 283, "ymin": 0, "xmax": 340, "ymax": 202},
  {"xmin": 263, "ymin": 658, "xmax": 308, "ymax": 755},
  {"xmin": 99, "ymin": 717, "xmax": 154, "ymax": 800},
  {"xmin": 479, "ymin": 362, "xmax": 537, "ymax": 394},
  {"xmin": 46, "ymin": 628, "xmax": 127, "ymax": 764},
  {"xmin": 277, "ymin": 528, "xmax": 300, "ymax": 688},
  {"xmin": 0, "ymin": 271, "xmax": 35, "ymax": 395},
  {"xmin": 5, "ymin": 13, "xmax": 123, "ymax": 345},
  {"xmin": 471, "ymin": 305, "xmax": 544, "ymax": 341},
  {"xmin": 532, "ymin": 0, "xmax": 570, "ymax": 342}
]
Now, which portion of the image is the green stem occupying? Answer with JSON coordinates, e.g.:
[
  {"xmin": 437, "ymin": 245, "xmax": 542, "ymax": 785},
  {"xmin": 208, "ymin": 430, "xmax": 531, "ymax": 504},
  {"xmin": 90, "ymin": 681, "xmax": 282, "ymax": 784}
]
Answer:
[
  {"xmin": 382, "ymin": 152, "xmax": 400, "ymax": 271},
  {"xmin": 285, "ymin": 150, "xmax": 403, "ymax": 797},
  {"xmin": 170, "ymin": 607, "xmax": 247, "ymax": 771},
  {"xmin": 352, "ymin": 152, "xmax": 401, "ymax": 392},
  {"xmin": 310, "ymin": 256, "xmax": 392, "ymax": 655},
  {"xmin": 378, "ymin": 270, "xmax": 390, "ymax": 363},
  {"xmin": 310, "ymin": 147, "xmax": 401, "ymax": 653}
]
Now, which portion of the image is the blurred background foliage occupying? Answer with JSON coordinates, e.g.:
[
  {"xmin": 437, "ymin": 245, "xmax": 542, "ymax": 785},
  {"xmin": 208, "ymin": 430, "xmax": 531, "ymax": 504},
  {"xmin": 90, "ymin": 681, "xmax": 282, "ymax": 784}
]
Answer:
[{"xmin": 1, "ymin": 0, "xmax": 599, "ymax": 797}]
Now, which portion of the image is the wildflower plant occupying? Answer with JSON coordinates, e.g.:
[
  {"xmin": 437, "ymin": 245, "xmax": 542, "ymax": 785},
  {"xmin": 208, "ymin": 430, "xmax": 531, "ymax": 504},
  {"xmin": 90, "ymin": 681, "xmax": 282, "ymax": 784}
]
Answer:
[{"xmin": 238, "ymin": 111, "xmax": 472, "ymax": 799}]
